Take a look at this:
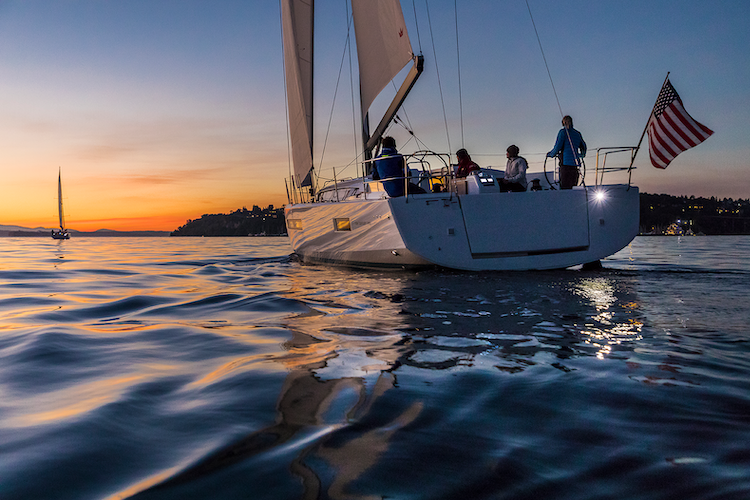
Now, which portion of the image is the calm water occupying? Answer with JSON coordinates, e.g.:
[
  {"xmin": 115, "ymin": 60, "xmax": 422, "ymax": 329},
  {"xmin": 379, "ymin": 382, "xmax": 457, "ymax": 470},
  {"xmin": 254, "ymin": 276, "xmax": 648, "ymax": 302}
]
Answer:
[{"xmin": 1, "ymin": 236, "xmax": 749, "ymax": 500}]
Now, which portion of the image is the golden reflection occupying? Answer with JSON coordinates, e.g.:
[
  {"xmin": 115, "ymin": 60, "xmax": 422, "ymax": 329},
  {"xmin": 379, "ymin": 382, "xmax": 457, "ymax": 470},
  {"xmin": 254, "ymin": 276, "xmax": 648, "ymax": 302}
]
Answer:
[
  {"xmin": 187, "ymin": 353, "xmax": 279, "ymax": 388},
  {"xmin": 319, "ymin": 401, "xmax": 423, "ymax": 499},
  {"xmin": 11, "ymin": 374, "xmax": 148, "ymax": 427},
  {"xmin": 573, "ymin": 277, "xmax": 643, "ymax": 359},
  {"xmin": 121, "ymin": 269, "xmax": 649, "ymax": 499},
  {"xmin": 105, "ymin": 466, "xmax": 182, "ymax": 500},
  {"xmin": 124, "ymin": 269, "xmax": 415, "ymax": 499}
]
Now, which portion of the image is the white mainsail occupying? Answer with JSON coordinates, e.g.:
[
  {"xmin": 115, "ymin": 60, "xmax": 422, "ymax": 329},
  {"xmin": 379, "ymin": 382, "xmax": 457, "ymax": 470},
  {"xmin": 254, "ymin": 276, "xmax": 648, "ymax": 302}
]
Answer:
[
  {"xmin": 281, "ymin": 0, "xmax": 314, "ymax": 187},
  {"xmin": 351, "ymin": 0, "xmax": 414, "ymax": 117}
]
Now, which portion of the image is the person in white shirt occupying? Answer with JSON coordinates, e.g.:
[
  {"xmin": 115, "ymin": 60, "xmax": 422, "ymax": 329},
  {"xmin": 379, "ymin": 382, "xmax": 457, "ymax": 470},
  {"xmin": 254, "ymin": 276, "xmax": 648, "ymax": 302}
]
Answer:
[{"xmin": 500, "ymin": 144, "xmax": 528, "ymax": 192}]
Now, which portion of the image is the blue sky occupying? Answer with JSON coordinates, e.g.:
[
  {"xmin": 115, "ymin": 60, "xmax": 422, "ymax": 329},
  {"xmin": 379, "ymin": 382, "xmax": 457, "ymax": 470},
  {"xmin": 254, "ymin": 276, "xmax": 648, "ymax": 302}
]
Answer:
[{"xmin": 1, "ymin": 1, "xmax": 748, "ymax": 230}]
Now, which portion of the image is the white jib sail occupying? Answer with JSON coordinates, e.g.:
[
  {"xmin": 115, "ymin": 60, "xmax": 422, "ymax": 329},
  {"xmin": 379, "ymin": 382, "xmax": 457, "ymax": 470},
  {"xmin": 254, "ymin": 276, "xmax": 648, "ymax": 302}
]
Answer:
[
  {"xmin": 281, "ymin": 0, "xmax": 314, "ymax": 187},
  {"xmin": 351, "ymin": 0, "xmax": 414, "ymax": 117}
]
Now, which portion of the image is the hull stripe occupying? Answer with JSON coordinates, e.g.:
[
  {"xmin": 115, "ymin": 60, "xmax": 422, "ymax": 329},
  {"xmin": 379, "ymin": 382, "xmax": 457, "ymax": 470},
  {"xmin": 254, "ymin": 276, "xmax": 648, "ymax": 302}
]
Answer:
[{"xmin": 471, "ymin": 245, "xmax": 590, "ymax": 259}]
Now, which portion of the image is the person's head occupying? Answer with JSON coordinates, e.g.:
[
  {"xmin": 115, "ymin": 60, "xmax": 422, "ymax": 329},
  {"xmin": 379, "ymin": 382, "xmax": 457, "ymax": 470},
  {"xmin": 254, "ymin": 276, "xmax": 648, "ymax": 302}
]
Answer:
[
  {"xmin": 382, "ymin": 136, "xmax": 396, "ymax": 149},
  {"xmin": 456, "ymin": 148, "xmax": 470, "ymax": 162},
  {"xmin": 506, "ymin": 145, "xmax": 519, "ymax": 158},
  {"xmin": 562, "ymin": 115, "xmax": 573, "ymax": 128}
]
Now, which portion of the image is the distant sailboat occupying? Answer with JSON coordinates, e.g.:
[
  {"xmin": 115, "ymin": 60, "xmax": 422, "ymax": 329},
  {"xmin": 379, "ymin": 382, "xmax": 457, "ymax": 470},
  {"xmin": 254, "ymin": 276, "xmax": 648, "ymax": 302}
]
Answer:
[{"xmin": 51, "ymin": 168, "xmax": 70, "ymax": 240}]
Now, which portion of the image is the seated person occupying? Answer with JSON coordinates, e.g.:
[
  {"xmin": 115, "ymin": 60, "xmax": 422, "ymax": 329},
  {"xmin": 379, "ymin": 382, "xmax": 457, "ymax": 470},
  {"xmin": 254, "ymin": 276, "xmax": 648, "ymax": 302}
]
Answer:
[
  {"xmin": 454, "ymin": 148, "xmax": 480, "ymax": 178},
  {"xmin": 375, "ymin": 136, "xmax": 425, "ymax": 197},
  {"xmin": 500, "ymin": 144, "xmax": 528, "ymax": 192}
]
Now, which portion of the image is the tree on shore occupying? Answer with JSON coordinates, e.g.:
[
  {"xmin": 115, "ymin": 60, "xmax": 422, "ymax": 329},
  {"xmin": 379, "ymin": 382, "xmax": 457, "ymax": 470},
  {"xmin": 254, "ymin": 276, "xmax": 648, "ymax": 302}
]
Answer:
[
  {"xmin": 640, "ymin": 194, "xmax": 750, "ymax": 235},
  {"xmin": 171, "ymin": 206, "xmax": 286, "ymax": 236}
]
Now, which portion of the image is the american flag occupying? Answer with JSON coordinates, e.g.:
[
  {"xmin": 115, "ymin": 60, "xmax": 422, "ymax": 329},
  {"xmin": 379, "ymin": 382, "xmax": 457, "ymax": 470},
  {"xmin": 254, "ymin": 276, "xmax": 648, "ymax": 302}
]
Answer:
[{"xmin": 648, "ymin": 79, "xmax": 713, "ymax": 169}]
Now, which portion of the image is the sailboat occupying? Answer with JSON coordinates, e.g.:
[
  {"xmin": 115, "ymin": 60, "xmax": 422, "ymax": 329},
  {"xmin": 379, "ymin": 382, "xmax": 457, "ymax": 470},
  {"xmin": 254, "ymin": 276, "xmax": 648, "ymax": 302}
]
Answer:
[
  {"xmin": 51, "ymin": 168, "xmax": 70, "ymax": 240},
  {"xmin": 281, "ymin": 0, "xmax": 639, "ymax": 271}
]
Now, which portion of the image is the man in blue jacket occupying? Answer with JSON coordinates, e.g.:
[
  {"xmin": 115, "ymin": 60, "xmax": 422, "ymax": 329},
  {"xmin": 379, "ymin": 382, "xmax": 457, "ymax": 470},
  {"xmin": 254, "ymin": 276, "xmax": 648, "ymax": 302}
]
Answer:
[
  {"xmin": 375, "ymin": 136, "xmax": 425, "ymax": 197},
  {"xmin": 547, "ymin": 115, "xmax": 586, "ymax": 189}
]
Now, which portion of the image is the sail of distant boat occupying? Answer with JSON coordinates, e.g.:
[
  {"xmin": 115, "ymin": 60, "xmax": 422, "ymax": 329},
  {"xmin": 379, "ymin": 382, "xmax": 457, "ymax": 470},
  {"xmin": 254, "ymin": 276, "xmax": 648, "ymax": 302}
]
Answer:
[{"xmin": 52, "ymin": 167, "xmax": 70, "ymax": 240}]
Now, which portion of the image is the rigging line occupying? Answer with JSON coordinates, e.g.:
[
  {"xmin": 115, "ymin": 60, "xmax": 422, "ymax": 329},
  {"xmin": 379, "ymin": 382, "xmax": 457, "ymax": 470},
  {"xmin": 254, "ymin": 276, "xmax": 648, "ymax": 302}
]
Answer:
[
  {"xmin": 345, "ymin": 4, "xmax": 359, "ymax": 175},
  {"xmin": 389, "ymin": 79, "xmax": 415, "ymax": 136},
  {"xmin": 393, "ymin": 115, "xmax": 432, "ymax": 152},
  {"xmin": 454, "ymin": 0, "xmax": 464, "ymax": 148},
  {"xmin": 278, "ymin": 0, "xmax": 295, "ymax": 203},
  {"xmin": 525, "ymin": 0, "xmax": 563, "ymax": 119},
  {"xmin": 526, "ymin": 0, "xmax": 583, "ymax": 173},
  {"xmin": 412, "ymin": 0, "xmax": 422, "ymax": 55},
  {"xmin": 425, "ymin": 0, "xmax": 451, "ymax": 155},
  {"xmin": 318, "ymin": 17, "xmax": 356, "ymax": 181}
]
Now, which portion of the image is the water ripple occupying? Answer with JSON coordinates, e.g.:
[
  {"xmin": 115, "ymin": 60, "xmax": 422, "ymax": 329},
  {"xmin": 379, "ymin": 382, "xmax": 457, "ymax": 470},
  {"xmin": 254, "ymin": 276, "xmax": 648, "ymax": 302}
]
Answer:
[{"xmin": 0, "ymin": 237, "xmax": 749, "ymax": 500}]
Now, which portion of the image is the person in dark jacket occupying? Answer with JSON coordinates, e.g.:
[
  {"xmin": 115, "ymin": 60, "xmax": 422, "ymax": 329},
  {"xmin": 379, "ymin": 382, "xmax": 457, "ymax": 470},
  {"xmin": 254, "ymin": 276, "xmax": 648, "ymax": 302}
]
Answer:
[
  {"xmin": 375, "ymin": 136, "xmax": 425, "ymax": 197},
  {"xmin": 547, "ymin": 115, "xmax": 586, "ymax": 189}
]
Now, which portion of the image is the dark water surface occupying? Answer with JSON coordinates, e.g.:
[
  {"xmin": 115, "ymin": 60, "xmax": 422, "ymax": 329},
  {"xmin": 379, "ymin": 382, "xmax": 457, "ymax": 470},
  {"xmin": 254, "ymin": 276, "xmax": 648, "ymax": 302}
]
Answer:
[{"xmin": 1, "ymin": 236, "xmax": 749, "ymax": 499}]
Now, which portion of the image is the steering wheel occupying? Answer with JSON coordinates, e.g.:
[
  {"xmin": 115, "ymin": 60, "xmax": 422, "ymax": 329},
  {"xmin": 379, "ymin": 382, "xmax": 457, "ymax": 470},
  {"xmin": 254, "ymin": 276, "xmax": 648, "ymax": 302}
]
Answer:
[{"xmin": 543, "ymin": 156, "xmax": 558, "ymax": 190}]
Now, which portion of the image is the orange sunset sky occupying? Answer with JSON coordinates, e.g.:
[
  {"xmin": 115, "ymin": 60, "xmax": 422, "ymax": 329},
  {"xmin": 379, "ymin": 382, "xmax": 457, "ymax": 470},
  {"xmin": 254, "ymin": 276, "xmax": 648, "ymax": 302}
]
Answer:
[{"xmin": 2, "ymin": 1, "xmax": 749, "ymax": 232}]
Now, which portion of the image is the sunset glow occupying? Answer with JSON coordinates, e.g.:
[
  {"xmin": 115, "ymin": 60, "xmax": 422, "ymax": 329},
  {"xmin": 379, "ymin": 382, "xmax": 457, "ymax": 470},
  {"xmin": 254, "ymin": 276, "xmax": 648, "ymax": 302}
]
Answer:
[{"xmin": 1, "ymin": 1, "xmax": 748, "ymax": 232}]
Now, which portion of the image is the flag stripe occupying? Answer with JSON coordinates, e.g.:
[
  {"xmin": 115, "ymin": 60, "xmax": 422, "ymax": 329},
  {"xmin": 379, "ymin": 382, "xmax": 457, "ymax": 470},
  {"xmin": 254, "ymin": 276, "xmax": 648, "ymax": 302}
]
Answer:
[
  {"xmin": 658, "ymin": 115, "xmax": 691, "ymax": 152},
  {"xmin": 652, "ymin": 119, "xmax": 681, "ymax": 156},
  {"xmin": 648, "ymin": 125, "xmax": 671, "ymax": 168},
  {"xmin": 647, "ymin": 78, "xmax": 713, "ymax": 169},
  {"xmin": 664, "ymin": 107, "xmax": 700, "ymax": 147},
  {"xmin": 670, "ymin": 101, "xmax": 712, "ymax": 142},
  {"xmin": 681, "ymin": 102, "xmax": 714, "ymax": 139}
]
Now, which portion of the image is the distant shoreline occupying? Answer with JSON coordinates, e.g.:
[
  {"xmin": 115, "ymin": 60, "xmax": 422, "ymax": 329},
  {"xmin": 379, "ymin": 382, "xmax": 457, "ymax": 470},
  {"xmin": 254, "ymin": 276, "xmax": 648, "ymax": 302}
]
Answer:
[
  {"xmin": 0, "ymin": 230, "xmax": 171, "ymax": 237},
  {"xmin": 0, "ymin": 230, "xmax": 292, "ymax": 238}
]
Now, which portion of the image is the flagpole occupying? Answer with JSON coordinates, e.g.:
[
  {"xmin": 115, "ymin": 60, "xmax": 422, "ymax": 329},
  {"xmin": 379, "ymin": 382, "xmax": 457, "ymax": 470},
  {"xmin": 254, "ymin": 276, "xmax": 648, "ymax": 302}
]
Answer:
[{"xmin": 628, "ymin": 72, "xmax": 670, "ymax": 176}]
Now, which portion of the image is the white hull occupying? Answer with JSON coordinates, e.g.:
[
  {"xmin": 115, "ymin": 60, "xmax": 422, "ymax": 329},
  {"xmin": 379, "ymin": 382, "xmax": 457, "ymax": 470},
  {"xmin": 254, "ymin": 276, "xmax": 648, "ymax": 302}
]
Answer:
[{"xmin": 286, "ymin": 183, "xmax": 639, "ymax": 271}]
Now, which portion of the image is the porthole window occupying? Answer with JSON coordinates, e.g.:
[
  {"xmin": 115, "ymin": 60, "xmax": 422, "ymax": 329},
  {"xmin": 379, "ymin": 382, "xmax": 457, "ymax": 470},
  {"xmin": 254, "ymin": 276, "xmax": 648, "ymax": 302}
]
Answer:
[{"xmin": 334, "ymin": 218, "xmax": 351, "ymax": 231}]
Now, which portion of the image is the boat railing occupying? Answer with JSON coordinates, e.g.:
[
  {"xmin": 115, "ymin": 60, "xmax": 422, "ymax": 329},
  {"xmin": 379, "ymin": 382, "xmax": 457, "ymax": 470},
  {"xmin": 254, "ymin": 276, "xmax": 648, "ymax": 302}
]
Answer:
[
  {"xmin": 310, "ymin": 151, "xmax": 464, "ymax": 202},
  {"xmin": 309, "ymin": 146, "xmax": 639, "ymax": 203},
  {"xmin": 405, "ymin": 151, "xmax": 452, "ymax": 194},
  {"xmin": 540, "ymin": 147, "xmax": 638, "ymax": 190},
  {"xmin": 594, "ymin": 147, "xmax": 638, "ymax": 187}
]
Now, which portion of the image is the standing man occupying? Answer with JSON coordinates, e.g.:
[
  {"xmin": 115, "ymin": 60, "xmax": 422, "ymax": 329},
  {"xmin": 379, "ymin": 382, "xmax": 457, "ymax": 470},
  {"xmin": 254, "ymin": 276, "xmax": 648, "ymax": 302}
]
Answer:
[{"xmin": 547, "ymin": 115, "xmax": 586, "ymax": 189}]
